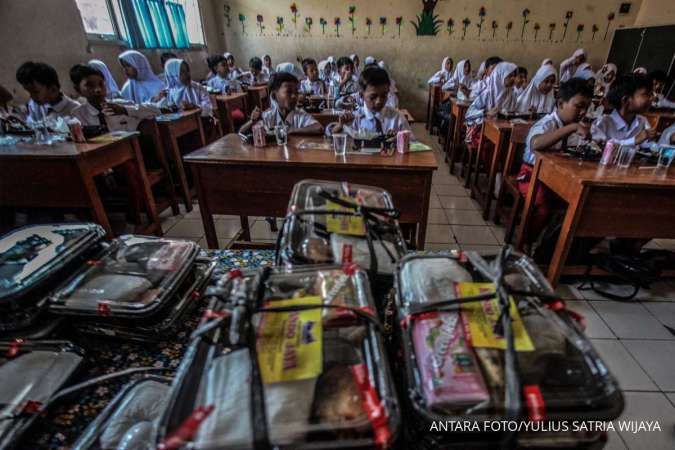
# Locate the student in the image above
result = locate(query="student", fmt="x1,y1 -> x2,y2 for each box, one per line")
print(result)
573,62 -> 593,79
516,64 -> 557,114
519,78 -> 594,237
299,58 -> 326,96
240,57 -> 269,85
118,50 -> 165,103
594,63 -> 617,98
541,58 -> 554,67
329,66 -> 412,138
262,54 -> 275,76
16,61 -> 80,122
513,66 -> 528,97
161,58 -> 212,117
559,48 -> 586,82
158,52 -> 178,85
223,53 -> 242,80
350,54 -> 361,77
591,74 -> 656,147
207,55 -> 242,93
428,57 -> 454,85
650,70 -> 675,109
88,59 -> 120,100
69,64 -> 159,135
442,59 -> 473,100
205,54 -> 222,81
469,56 -> 503,99
326,56 -> 337,80
336,57 -> 358,97
318,59 -> 333,82
276,62 -> 300,77
240,72 -> 322,135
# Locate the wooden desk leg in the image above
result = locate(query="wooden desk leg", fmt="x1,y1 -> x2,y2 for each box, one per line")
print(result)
240,216 -> 251,241
515,158 -> 542,251
482,130 -> 505,220
191,165 -> 218,249
444,113 -> 454,164
450,114 -> 463,175
167,129 -> 193,212
196,115 -> 206,147
79,170 -> 113,238
417,173 -> 433,250
130,137 -> 161,236
547,188 -> 588,286
467,125 -> 486,190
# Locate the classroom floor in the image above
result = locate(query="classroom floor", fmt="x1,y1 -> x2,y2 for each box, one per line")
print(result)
161,123 -> 675,449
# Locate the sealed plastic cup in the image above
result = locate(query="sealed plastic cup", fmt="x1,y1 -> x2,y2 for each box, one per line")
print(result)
657,145 -> 675,170
332,133 -> 347,156
615,145 -> 637,169
274,125 -> 288,146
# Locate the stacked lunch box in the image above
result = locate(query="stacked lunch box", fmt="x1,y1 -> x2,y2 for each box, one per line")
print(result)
156,264 -> 401,449
276,179 -> 407,302
393,248 -> 624,448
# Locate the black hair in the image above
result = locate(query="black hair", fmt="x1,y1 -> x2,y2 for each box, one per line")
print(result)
69,64 -> 104,87
161,52 -> 178,66
485,56 -> 503,69
358,66 -> 390,91
649,70 -> 668,83
268,71 -> 299,92
207,54 -> 225,74
606,74 -> 653,109
516,66 -> 528,76
558,77 -> 594,101
337,56 -> 354,70
16,61 -> 60,89
249,57 -> 263,71
302,58 -> 318,74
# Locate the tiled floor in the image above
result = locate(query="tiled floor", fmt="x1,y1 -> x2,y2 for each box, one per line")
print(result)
162,123 -> 675,449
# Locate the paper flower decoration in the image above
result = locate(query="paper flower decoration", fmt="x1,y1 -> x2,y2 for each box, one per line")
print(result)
461,17 -> 471,39
604,12 -> 615,40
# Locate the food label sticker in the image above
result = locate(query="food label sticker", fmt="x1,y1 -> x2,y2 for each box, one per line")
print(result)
456,282 -> 534,352
325,197 -> 366,236
257,296 -> 323,383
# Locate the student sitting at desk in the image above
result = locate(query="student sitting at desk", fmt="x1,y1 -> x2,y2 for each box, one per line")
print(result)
223,52 -> 242,80
469,56 -> 502,99
518,78 -> 593,241
559,48 -> 586,83
240,72 -> 323,135
299,58 -> 326,96
238,57 -> 269,86
329,66 -> 413,138
650,70 -> 675,109
158,52 -> 178,86
88,60 -> 121,100
69,64 -> 159,135
442,59 -> 473,100
513,66 -> 528,97
336,56 -> 359,97
262,54 -> 275,76
428,57 -> 454,85
515,64 -> 557,114
159,59 -> 212,117
16,61 -> 80,122
206,55 -> 243,94
118,50 -> 165,104
591,74 -> 656,148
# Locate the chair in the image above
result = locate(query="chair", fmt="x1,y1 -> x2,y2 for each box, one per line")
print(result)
426,84 -> 442,134
493,123 -> 530,243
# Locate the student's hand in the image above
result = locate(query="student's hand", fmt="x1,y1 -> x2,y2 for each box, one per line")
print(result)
152,90 -> 168,102
459,85 -> 471,98
487,106 -> 500,117
338,111 -> 354,125
102,102 -> 127,116
635,128 -> 657,144
575,121 -> 591,139
181,101 -> 199,111
250,107 -> 262,122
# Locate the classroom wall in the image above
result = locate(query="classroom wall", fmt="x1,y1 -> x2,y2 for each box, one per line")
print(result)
634,0 -> 675,26
0,0 -> 220,104
213,0 -> 648,116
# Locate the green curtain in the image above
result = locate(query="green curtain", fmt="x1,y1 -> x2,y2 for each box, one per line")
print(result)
146,0 -> 176,48
119,0 -> 191,49
166,2 -> 189,48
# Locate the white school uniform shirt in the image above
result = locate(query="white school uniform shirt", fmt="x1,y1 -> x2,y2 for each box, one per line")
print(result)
27,96 -> 80,122
522,110 -> 570,165
428,57 -> 453,85
559,48 -> 586,83
300,78 -> 326,96
465,62 -> 518,126
654,93 -> 675,109
516,65 -> 557,114
343,105 -> 413,138
659,124 -> 675,145
335,92 -> 398,110
591,109 -> 650,148
207,75 -> 242,93
162,59 -> 213,117
239,71 -> 269,86
71,99 -> 159,132
261,106 -> 319,130
88,59 -> 121,100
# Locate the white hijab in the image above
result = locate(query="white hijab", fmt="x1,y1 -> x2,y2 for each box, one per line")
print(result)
633,67 -> 647,75
118,50 -> 164,103
541,58 -> 554,67
88,59 -> 120,100
364,56 -> 376,66
276,62 -> 300,79
476,61 -> 487,79
573,62 -> 593,78
482,61 -> 518,111
164,58 -> 200,106
560,48 -> 586,82
516,64 -> 557,113
450,59 -> 474,88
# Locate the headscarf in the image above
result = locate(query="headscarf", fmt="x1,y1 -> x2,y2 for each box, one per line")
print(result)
482,61 -> 518,111
541,58 -> 554,67
516,64 -> 557,113
223,52 -> 233,60
573,62 -> 593,78
575,68 -> 596,81
450,59 -> 474,88
598,63 -> 617,80
634,67 -> 648,76
275,62 -> 301,79
350,54 -> 359,64
560,48 -> 586,82
88,59 -> 120,99
261,54 -> 274,74
476,61 -> 487,79
440,57 -> 453,73
364,56 -> 376,66
164,58 -> 200,106
118,50 -> 164,103
377,60 -> 387,70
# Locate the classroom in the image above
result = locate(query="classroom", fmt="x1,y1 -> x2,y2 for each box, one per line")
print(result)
0,0 -> 674,448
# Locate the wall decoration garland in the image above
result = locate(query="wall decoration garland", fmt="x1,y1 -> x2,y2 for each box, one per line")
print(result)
223,4 -> 231,27
256,14 -> 264,33
562,11 -> 573,41
505,21 -> 513,39
238,13 -> 246,33
591,24 -> 599,40
604,13 -> 615,40
548,22 -> 556,41
533,22 -> 540,40
276,16 -> 284,35
477,7 -> 486,37
348,6 -> 356,35
413,0 -> 442,36
576,24 -> 584,41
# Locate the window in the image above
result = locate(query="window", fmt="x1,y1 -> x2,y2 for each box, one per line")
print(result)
74,0 -> 205,48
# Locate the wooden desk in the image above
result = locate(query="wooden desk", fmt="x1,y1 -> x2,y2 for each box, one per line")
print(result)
644,109 -> 675,133
245,85 -> 269,113
156,110 -> 206,212
310,109 -> 341,127
472,118 -> 534,219
0,133 -> 160,238
446,99 -> 470,173
185,134 -> 438,250
215,92 -> 248,134
515,152 -> 675,286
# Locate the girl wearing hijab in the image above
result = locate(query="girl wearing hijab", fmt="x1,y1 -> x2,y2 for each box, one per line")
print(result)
88,59 -> 120,100
262,54 -> 275,76
442,59 -> 474,100
428,57 -> 454,85
276,62 -> 300,78
350,54 -> 361,77
160,58 -> 212,117
223,52 -> 242,80
118,50 -> 165,103
559,48 -> 586,82
516,64 -> 557,114
542,58 -> 554,67
318,59 -> 333,82
364,56 -> 376,66
595,63 -> 617,97
470,57 -> 503,99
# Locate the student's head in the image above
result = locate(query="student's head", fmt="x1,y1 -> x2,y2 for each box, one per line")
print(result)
16,61 -> 61,105
358,67 -> 390,112
649,70 -> 668,94
463,60 -> 472,76
484,56 -> 503,77
214,57 -> 229,77
606,74 -> 653,114
573,49 -> 586,66
537,73 -> 556,95
268,72 -> 299,109
224,53 -> 235,68
70,64 -> 106,105
207,54 -> 223,75
351,54 -> 360,68
337,57 -> 354,79
160,52 -> 178,68
515,67 -> 528,88
249,57 -> 263,75
442,57 -> 454,72
557,78 -> 593,124
179,61 -> 191,85
302,58 -> 319,81
263,54 -> 272,67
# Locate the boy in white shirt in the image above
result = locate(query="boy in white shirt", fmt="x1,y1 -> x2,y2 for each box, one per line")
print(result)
69,64 -> 159,136
16,61 -> 80,123
591,74 -> 656,147
207,56 -> 242,94
239,57 -> 269,86
650,70 -> 675,109
329,66 -> 412,138
240,72 -> 323,135
299,58 -> 326,96
335,56 -> 359,98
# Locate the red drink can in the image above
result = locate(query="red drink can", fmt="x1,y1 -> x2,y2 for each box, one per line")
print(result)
600,140 -> 617,165
68,119 -> 86,143
396,130 -> 411,154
